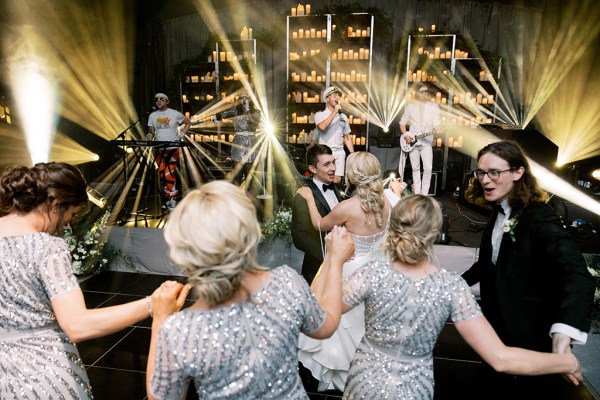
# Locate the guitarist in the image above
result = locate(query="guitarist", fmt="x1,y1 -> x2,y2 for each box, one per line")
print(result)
399,85 -> 442,195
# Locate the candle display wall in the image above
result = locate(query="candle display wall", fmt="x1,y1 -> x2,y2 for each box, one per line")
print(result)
286,12 -> 374,153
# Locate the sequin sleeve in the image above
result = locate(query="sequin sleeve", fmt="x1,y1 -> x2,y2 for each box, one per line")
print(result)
41,236 -> 80,299
150,315 -> 189,399
343,261 -> 375,309
287,267 -> 326,334
449,272 -> 482,323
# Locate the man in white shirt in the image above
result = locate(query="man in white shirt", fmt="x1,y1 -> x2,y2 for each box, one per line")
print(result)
312,86 -> 354,185
146,92 -> 191,210
399,85 -> 441,195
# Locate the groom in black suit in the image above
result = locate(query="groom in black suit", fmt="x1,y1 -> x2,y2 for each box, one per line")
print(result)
292,144 -> 344,284
461,141 -> 595,399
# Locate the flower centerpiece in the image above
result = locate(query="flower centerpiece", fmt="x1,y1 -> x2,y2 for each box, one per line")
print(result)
260,205 -> 293,250
62,208 -> 133,276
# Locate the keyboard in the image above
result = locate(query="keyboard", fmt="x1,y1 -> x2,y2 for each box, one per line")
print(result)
110,140 -> 188,147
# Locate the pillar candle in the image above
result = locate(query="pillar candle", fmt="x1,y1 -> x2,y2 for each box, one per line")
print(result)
479,71 -> 485,81
291,7 -> 296,16
434,47 -> 441,58
310,28 -> 316,38
306,4 -> 311,14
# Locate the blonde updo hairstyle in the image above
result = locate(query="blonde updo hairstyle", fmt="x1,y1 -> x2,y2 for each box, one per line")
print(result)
345,152 -> 385,227
164,181 -> 267,306
385,195 -> 442,264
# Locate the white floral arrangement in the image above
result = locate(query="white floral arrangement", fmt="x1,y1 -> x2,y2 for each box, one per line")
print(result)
260,205 -> 293,250
62,208 -> 134,276
586,263 -> 600,334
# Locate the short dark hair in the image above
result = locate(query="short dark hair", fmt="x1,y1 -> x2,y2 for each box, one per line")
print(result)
464,140 -> 548,208
306,144 -> 333,167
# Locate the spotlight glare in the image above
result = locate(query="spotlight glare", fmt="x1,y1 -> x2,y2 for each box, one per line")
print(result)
264,121 -> 275,137
92,154 -> 99,161
592,169 -> 600,180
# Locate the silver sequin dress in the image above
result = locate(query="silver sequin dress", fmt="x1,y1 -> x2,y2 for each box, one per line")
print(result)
342,261 -> 482,400
0,233 -> 93,399
150,266 -> 326,399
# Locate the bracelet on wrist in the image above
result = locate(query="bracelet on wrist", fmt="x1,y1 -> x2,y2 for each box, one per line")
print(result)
145,296 -> 153,318
569,354 -> 579,374
308,206 -> 317,213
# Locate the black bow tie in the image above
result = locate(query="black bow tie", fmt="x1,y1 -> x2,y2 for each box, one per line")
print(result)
323,183 -> 336,192
493,203 -> 505,215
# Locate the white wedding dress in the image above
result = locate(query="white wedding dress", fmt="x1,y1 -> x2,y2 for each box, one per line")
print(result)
298,190 -> 398,392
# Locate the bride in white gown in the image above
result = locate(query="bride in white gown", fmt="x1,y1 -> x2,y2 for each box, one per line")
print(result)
296,152 -> 406,391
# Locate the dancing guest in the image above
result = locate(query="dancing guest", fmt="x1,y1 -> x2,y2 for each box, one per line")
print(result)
146,92 -> 191,210
336,195 -> 583,400
0,162 -> 187,399
292,144 -> 343,284
212,94 -> 262,185
146,180 -> 355,399
296,151 -> 406,391
461,140 -> 595,399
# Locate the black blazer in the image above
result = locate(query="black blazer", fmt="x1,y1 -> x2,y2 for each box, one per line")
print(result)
462,202 -> 595,351
291,179 -> 343,284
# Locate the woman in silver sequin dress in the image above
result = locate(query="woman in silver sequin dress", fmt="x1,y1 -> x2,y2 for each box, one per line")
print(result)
0,163 -> 187,399
146,180 -> 355,399
296,152 -> 407,391
334,195 -> 583,399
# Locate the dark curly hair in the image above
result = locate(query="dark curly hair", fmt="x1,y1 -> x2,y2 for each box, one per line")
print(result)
464,141 -> 548,208
0,162 -> 88,217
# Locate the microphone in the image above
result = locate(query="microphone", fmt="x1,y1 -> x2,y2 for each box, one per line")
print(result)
146,106 -> 157,115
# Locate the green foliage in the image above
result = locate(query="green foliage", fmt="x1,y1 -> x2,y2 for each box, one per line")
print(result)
62,208 -> 135,276
259,205 -> 293,250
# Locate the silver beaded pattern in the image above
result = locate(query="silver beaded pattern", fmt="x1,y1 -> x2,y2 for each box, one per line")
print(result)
343,260 -> 481,400
0,233 -> 93,399
150,265 -> 326,399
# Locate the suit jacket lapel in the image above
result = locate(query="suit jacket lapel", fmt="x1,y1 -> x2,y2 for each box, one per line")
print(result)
307,180 -> 331,214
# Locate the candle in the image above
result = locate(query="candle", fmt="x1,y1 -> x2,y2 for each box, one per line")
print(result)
310,28 -> 316,38
431,24 -> 436,32
248,28 -> 252,39
306,4 -> 311,14
479,71 -> 485,81
448,137 -> 454,147
291,7 -> 296,16
476,93 -> 483,104
298,29 -> 304,38
434,47 -> 441,58
297,4 -> 304,16
436,92 -> 442,103
219,52 -> 225,61
418,47 -> 424,55
436,138 -> 442,147
416,70 -> 422,81
322,29 -> 327,37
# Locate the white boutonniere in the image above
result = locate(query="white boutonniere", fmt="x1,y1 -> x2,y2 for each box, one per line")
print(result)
502,217 -> 518,243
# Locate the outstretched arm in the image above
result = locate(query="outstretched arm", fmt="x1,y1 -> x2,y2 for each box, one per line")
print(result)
297,186 -> 348,231
455,315 -> 581,384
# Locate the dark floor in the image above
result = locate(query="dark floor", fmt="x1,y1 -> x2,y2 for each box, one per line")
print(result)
76,192 -> 600,399
78,269 -> 598,400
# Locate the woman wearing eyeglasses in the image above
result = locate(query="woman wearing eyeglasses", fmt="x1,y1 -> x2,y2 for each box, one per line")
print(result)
461,140 -> 595,399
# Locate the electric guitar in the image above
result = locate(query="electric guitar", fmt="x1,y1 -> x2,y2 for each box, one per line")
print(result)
400,130 -> 435,152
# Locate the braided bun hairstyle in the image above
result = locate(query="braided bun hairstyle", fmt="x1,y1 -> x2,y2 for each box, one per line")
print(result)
345,152 -> 385,227
384,195 -> 442,264
0,162 -> 88,217
164,180 -> 268,306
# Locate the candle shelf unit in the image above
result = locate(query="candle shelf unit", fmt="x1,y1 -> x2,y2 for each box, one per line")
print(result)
286,13 -> 374,154
180,39 -> 257,158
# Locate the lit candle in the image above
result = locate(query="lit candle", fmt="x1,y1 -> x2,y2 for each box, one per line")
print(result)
310,28 -> 316,38
436,138 -> 442,147
418,47 -> 424,55
479,71 -> 485,81
248,28 -> 252,39
291,7 -> 296,16
431,24 -> 436,32
448,137 -> 454,147
434,47 -> 441,58
306,4 -> 311,14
